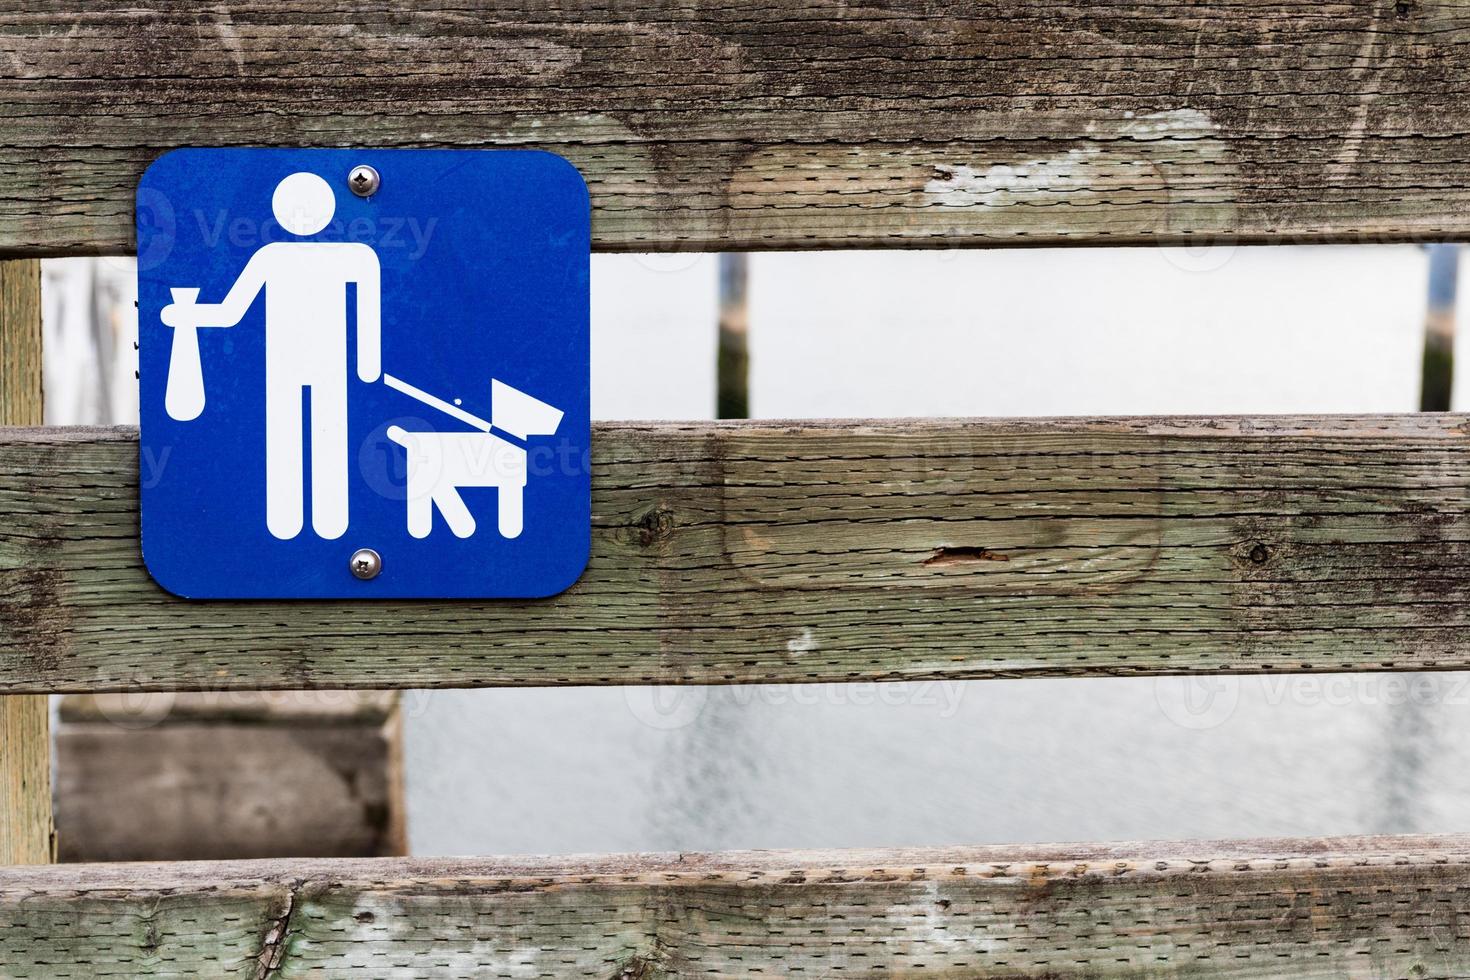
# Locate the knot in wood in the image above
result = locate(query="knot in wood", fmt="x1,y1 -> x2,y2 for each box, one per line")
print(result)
634,505 -> 675,546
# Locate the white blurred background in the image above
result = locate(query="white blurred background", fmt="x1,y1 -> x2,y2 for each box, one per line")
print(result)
45,244 -> 1470,854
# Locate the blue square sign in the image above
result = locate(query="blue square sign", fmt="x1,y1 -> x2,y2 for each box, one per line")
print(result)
137,148 -> 590,598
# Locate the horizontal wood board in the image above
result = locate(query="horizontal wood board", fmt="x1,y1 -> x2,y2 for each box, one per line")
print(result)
1,416 -> 1467,691
4,835 -> 1470,977
6,1 -> 1470,252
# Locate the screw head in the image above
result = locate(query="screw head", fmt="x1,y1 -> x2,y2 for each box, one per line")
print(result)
349,548 -> 382,580
347,165 -> 380,198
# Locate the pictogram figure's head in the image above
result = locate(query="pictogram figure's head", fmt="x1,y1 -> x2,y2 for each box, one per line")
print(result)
272,172 -> 335,236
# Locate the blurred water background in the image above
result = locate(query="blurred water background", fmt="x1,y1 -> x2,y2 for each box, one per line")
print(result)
45,244 -> 1470,855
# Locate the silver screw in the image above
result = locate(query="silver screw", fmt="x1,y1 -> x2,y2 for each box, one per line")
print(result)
347,165 -> 380,198
349,548 -> 381,580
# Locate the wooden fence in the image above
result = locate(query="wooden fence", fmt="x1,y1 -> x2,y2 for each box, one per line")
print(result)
4,1 -> 1470,976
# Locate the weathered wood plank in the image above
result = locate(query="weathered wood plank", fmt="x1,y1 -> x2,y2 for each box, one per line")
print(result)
4,835 -> 1470,977
54,691 -> 406,863
2,416 -> 1469,691
8,1 -> 1470,253
0,259 -> 51,864
58,690 -> 398,726
54,713 -> 405,862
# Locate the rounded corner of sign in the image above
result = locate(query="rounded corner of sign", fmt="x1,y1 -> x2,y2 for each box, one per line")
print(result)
529,548 -> 591,600
139,538 -> 199,600
527,151 -> 591,211
140,558 -> 197,600
137,147 -> 195,191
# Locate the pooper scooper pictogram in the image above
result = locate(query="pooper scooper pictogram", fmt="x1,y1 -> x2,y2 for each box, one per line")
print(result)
138,148 -> 590,599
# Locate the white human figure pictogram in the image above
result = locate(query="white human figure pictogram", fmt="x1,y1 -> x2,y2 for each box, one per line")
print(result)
161,171 -> 381,540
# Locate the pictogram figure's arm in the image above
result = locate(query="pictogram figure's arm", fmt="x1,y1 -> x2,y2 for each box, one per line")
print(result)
161,249 -> 270,328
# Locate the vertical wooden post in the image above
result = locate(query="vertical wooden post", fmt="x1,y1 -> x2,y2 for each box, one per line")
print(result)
0,258 -> 54,864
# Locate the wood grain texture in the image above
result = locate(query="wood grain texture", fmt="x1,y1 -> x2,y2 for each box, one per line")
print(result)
0,697 -> 50,865
58,691 -> 398,726
2,415 -> 1470,692
0,259 -> 50,864
54,721 -> 402,862
0,261 -> 42,424
4,835 -> 1470,977
54,691 -> 404,863
7,1 -> 1470,253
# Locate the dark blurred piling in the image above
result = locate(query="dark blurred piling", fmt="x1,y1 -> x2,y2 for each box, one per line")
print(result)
717,253 -> 749,419
1419,244 -> 1458,411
